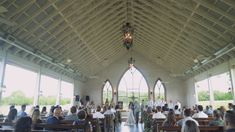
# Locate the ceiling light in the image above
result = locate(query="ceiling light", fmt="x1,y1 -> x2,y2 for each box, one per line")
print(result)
67,59 -> 72,63
123,23 -> 134,50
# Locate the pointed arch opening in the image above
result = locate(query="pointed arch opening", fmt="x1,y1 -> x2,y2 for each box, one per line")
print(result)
102,80 -> 113,105
118,66 -> 149,109
154,79 -> 166,102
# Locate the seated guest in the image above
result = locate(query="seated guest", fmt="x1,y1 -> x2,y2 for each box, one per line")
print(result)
46,107 -> 62,125
65,106 -> 78,121
209,110 -> 224,126
114,105 -> 122,124
28,106 -> 35,117
192,105 -> 208,118
104,106 -> 115,117
93,106 -> 104,119
41,106 -> 47,116
174,105 -> 181,115
31,109 -> 43,130
14,116 -> 32,132
73,110 -> 91,132
47,105 -> 55,117
9,105 -> 15,110
205,105 -> 213,116
111,105 -> 116,113
219,106 -> 226,119
3,108 -> 17,129
163,104 -> 169,115
162,110 -> 176,127
152,106 -> 166,119
224,110 -> 235,132
35,105 -> 40,110
17,104 -> 27,118
228,103 -> 233,111
177,109 -> 198,127
182,120 -> 200,132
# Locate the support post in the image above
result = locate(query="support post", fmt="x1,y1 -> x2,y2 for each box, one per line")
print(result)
56,75 -> 62,105
33,66 -> 41,106
0,50 -> 7,102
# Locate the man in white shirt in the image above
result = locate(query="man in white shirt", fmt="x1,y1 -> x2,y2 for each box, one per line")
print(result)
174,105 -> 181,115
152,106 -> 166,119
192,105 -> 208,118
93,106 -> 104,119
160,98 -> 166,107
175,100 -> 181,110
104,106 -> 115,116
168,100 -> 174,109
177,109 -> 199,131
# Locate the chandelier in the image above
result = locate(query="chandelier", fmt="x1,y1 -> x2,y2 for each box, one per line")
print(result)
123,23 -> 134,50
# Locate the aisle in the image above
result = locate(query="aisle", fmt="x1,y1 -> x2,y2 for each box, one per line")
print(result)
115,122 -> 144,132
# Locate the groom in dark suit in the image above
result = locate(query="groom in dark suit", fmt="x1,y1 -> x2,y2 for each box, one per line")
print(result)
134,101 -> 140,124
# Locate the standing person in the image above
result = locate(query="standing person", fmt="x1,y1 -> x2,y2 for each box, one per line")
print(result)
175,100 -> 181,110
125,102 -> 135,126
168,100 -> 174,110
224,110 -> 235,132
134,101 -> 140,124
140,100 -> 145,123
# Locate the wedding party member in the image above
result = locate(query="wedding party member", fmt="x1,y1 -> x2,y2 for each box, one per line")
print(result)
134,101 -> 140,124
125,102 -> 136,126
140,100 -> 145,123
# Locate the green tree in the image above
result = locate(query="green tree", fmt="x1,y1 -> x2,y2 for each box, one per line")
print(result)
1,90 -> 33,105
214,90 -> 233,100
198,91 -> 210,101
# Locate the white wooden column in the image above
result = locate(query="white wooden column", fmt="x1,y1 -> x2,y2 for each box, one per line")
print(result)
56,75 -> 62,105
33,66 -> 41,106
207,73 -> 214,106
194,78 -> 199,105
0,50 -> 7,102
229,62 -> 235,104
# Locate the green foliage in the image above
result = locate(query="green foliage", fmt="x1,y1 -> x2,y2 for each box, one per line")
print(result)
39,97 -> 56,105
198,91 -> 210,101
214,90 -> 233,100
60,98 -> 71,105
198,90 -> 233,101
1,91 -> 71,106
1,90 -> 33,105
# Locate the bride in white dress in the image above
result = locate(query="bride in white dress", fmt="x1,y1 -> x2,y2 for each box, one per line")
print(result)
125,102 -> 136,125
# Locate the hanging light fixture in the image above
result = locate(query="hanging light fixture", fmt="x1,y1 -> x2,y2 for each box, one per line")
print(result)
123,22 -> 134,50
128,57 -> 135,68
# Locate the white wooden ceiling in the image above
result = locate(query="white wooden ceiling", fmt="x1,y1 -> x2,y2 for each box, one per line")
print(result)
0,0 -> 235,80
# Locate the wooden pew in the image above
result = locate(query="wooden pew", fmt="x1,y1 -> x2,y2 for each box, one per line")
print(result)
0,122 -> 15,126
158,126 -> 223,132
34,123 -> 86,131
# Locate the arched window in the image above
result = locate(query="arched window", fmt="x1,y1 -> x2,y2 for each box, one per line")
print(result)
118,66 -> 148,109
154,79 -> 166,101
102,80 -> 113,105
